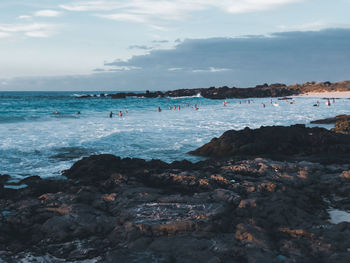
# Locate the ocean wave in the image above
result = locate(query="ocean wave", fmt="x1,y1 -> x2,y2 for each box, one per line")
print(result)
169,93 -> 202,99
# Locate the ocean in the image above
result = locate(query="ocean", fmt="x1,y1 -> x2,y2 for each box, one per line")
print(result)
0,91 -> 348,179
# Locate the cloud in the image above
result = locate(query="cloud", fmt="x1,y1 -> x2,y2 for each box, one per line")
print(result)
4,28 -> 350,91
104,28 -> 350,86
153,40 -> 169,43
93,68 -> 105,72
192,67 -> 231,73
0,32 -> 12,39
18,15 -> 32,20
168,67 -> 183,71
34,10 -> 62,17
107,66 -> 142,71
25,31 -> 52,38
61,0 -> 304,27
278,21 -> 326,32
129,45 -> 153,50
95,13 -> 147,23
0,23 -> 57,38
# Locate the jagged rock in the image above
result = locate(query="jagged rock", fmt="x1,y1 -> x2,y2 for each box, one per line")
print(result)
1,154 -> 349,262
189,124 -> 350,163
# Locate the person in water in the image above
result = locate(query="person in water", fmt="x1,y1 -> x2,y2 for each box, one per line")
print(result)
177,105 -> 180,110
55,110 -> 59,114
77,111 -> 81,115
118,111 -> 123,117
194,104 -> 199,110
158,107 -> 162,112
109,112 -> 113,118
168,106 -> 171,110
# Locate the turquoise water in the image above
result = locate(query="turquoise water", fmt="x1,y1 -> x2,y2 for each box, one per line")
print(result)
0,91 -> 349,179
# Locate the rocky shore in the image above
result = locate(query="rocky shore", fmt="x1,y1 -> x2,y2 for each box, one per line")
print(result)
77,81 -> 350,100
1,125 -> 350,262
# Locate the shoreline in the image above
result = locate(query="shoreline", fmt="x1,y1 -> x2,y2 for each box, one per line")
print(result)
295,91 -> 350,98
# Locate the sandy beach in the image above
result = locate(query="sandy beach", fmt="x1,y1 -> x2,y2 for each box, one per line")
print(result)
296,91 -> 350,98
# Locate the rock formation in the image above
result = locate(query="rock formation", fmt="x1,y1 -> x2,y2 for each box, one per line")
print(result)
0,152 -> 349,262
76,81 -> 350,100
189,124 -> 350,163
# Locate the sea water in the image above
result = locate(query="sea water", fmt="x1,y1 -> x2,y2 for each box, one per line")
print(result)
0,91 -> 349,179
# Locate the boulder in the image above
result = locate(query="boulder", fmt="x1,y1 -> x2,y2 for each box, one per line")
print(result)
189,124 -> 350,162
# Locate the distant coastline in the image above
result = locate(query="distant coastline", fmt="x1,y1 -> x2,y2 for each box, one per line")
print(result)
76,80 -> 350,100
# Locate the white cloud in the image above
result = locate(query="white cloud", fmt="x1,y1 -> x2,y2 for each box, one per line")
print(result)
108,66 -> 142,71
18,15 -> 32,20
25,31 -> 52,38
34,10 -> 62,17
95,13 -> 147,23
61,0 -> 304,25
0,23 -> 57,38
278,21 -> 326,32
168,67 -> 183,71
192,67 -> 231,73
0,32 -> 12,39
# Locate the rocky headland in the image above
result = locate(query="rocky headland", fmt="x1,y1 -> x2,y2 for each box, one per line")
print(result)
1,125 -> 350,262
77,81 -> 350,100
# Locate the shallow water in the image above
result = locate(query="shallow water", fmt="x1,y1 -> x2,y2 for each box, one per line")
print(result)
328,209 -> 350,224
0,92 -> 349,178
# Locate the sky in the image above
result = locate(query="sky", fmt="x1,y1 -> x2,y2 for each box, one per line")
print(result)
0,0 -> 350,91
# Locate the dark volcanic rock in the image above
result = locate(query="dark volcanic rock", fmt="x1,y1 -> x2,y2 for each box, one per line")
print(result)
189,124 -> 350,162
77,81 -> 350,100
1,149 -> 350,262
166,81 -> 350,99
311,114 -> 350,124
332,119 -> 350,134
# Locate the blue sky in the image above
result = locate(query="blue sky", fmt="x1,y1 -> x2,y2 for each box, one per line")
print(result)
1,0 -> 350,90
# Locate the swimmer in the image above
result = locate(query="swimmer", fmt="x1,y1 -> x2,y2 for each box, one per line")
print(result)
177,105 -> 180,110
77,111 -> 81,115
194,104 -> 199,110
109,112 -> 113,118
173,105 -> 176,110
118,111 -> 123,117
55,110 -> 59,114
262,103 -> 265,108
158,107 -> 162,112
169,106 -> 171,110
